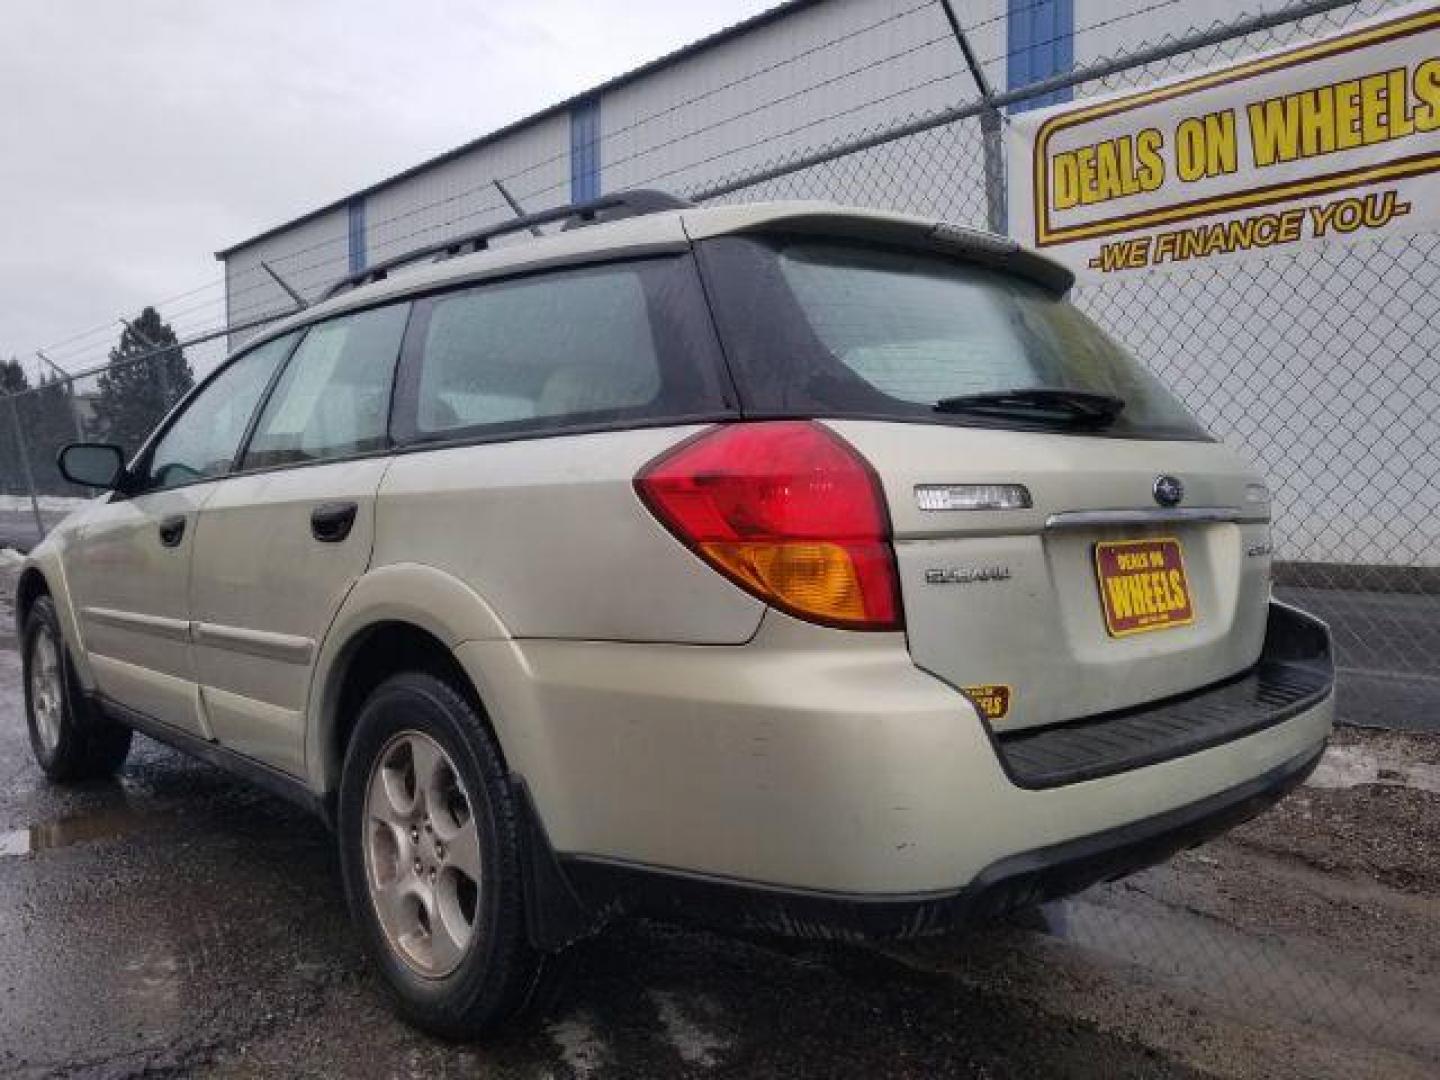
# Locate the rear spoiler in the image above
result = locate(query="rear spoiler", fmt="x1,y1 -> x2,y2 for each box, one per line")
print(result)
682,205 -> 1075,295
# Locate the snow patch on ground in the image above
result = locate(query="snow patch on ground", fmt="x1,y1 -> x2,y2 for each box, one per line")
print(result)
547,1013 -> 609,1078
649,990 -> 729,1068
0,549 -> 24,568
0,495 -> 88,513
1308,742 -> 1440,794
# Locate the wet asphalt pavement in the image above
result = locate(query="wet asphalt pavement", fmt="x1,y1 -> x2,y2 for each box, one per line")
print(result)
1,611 -> 1437,1076
0,640 -> 1201,1080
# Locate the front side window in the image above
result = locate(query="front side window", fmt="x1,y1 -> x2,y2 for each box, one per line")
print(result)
242,303 -> 409,470
143,332 -> 297,491
399,258 -> 730,442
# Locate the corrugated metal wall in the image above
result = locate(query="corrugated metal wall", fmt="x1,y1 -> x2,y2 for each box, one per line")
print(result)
599,0 -> 991,197
220,0 -> 1006,317
364,113 -> 572,264
218,0 -> 1374,310
224,207 -> 349,345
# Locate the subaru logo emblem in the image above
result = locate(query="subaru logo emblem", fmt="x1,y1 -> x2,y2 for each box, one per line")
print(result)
1153,475 -> 1184,507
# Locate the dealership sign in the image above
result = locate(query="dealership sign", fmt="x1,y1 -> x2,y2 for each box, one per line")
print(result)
1007,4 -> 1440,281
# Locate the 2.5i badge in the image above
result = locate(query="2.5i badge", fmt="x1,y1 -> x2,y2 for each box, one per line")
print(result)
1094,537 -> 1194,637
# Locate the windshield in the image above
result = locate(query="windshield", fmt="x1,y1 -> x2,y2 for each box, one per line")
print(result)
698,237 -> 1210,441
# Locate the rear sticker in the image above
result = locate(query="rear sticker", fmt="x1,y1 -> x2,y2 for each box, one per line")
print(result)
963,684 -> 1012,721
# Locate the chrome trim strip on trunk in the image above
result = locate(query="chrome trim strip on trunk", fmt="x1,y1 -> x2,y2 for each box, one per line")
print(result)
1044,507 -> 1268,530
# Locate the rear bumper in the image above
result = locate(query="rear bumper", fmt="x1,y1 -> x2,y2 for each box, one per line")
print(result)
550,742 -> 1323,941
993,601 -> 1333,787
458,600 -> 1334,912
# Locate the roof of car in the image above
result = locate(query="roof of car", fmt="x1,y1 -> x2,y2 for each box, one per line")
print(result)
247,200 -> 1074,348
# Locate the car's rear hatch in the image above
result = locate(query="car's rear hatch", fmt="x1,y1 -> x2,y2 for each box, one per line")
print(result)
830,420 -> 1272,732
693,217 -> 1274,734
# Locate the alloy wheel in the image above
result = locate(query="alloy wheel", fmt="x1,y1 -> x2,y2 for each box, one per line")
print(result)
362,730 -> 483,978
28,631 -> 64,754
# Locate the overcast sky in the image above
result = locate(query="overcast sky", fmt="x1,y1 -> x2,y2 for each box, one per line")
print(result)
0,0 -> 775,375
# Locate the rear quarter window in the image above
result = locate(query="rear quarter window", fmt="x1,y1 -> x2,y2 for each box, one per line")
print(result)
393,257 -> 732,444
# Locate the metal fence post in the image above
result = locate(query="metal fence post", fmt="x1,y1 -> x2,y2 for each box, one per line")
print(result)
36,350 -> 86,444
4,392 -> 46,543
938,0 -> 1006,234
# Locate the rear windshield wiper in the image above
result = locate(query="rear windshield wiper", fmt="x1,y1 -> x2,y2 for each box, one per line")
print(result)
933,388 -> 1126,430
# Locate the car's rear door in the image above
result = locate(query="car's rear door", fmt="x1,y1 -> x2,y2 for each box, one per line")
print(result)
64,334 -> 297,735
187,303 -> 409,775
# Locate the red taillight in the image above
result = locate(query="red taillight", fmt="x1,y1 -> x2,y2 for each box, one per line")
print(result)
635,421 -> 903,631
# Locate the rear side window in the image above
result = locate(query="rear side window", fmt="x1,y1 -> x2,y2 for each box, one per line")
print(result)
394,257 -> 731,443
699,237 -> 1209,441
242,303 -> 409,470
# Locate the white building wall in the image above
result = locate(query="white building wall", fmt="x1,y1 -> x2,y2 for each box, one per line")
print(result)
220,0 -> 1009,341
364,113 -> 571,265
224,206 -> 349,347
599,0 -> 1000,200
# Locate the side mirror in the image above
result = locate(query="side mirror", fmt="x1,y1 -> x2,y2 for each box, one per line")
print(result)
57,443 -> 126,490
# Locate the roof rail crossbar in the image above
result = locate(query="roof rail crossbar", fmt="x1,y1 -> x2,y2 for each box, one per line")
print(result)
320,189 -> 692,300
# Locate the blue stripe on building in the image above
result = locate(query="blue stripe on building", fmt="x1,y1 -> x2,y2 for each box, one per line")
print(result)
1007,0 -> 1074,111
570,97 -> 601,202
347,197 -> 367,274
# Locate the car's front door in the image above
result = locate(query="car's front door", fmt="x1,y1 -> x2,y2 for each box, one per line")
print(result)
65,333 -> 298,734
188,303 -> 409,775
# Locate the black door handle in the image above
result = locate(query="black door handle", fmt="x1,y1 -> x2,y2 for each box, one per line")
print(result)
158,515 -> 186,548
311,501 -> 358,543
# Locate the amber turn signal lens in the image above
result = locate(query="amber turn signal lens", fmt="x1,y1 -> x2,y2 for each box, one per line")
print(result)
699,541 -> 868,622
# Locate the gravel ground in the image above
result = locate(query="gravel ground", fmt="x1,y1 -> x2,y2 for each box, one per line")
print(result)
1,562 -> 1437,1077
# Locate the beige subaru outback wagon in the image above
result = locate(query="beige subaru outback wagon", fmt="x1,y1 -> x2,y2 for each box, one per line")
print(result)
15,192 -> 1334,1037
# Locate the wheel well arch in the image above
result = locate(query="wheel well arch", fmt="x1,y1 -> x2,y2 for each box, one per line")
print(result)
14,568 -> 50,631
319,620 -> 493,798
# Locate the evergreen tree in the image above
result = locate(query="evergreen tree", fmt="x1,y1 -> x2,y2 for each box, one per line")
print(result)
23,375 -> 88,494
0,357 -> 26,395
0,358 -> 32,495
92,307 -> 193,453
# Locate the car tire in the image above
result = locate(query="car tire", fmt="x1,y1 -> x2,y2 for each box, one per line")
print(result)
337,670 -> 557,1039
22,595 -> 132,782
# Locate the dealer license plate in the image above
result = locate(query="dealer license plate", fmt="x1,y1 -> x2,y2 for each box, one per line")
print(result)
1094,538 -> 1194,637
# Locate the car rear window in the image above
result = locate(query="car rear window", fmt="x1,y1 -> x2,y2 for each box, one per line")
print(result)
698,236 -> 1210,441
394,256 -> 732,444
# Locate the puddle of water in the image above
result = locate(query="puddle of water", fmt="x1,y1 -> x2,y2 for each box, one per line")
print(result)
0,804 -> 154,857
1307,744 -> 1440,794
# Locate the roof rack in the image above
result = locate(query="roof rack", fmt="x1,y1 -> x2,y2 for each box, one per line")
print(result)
320,189 -> 693,301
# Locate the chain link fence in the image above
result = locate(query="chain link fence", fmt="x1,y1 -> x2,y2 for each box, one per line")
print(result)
685,0 -> 1437,728
1,0 -> 1436,1066
0,0 -> 1431,728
